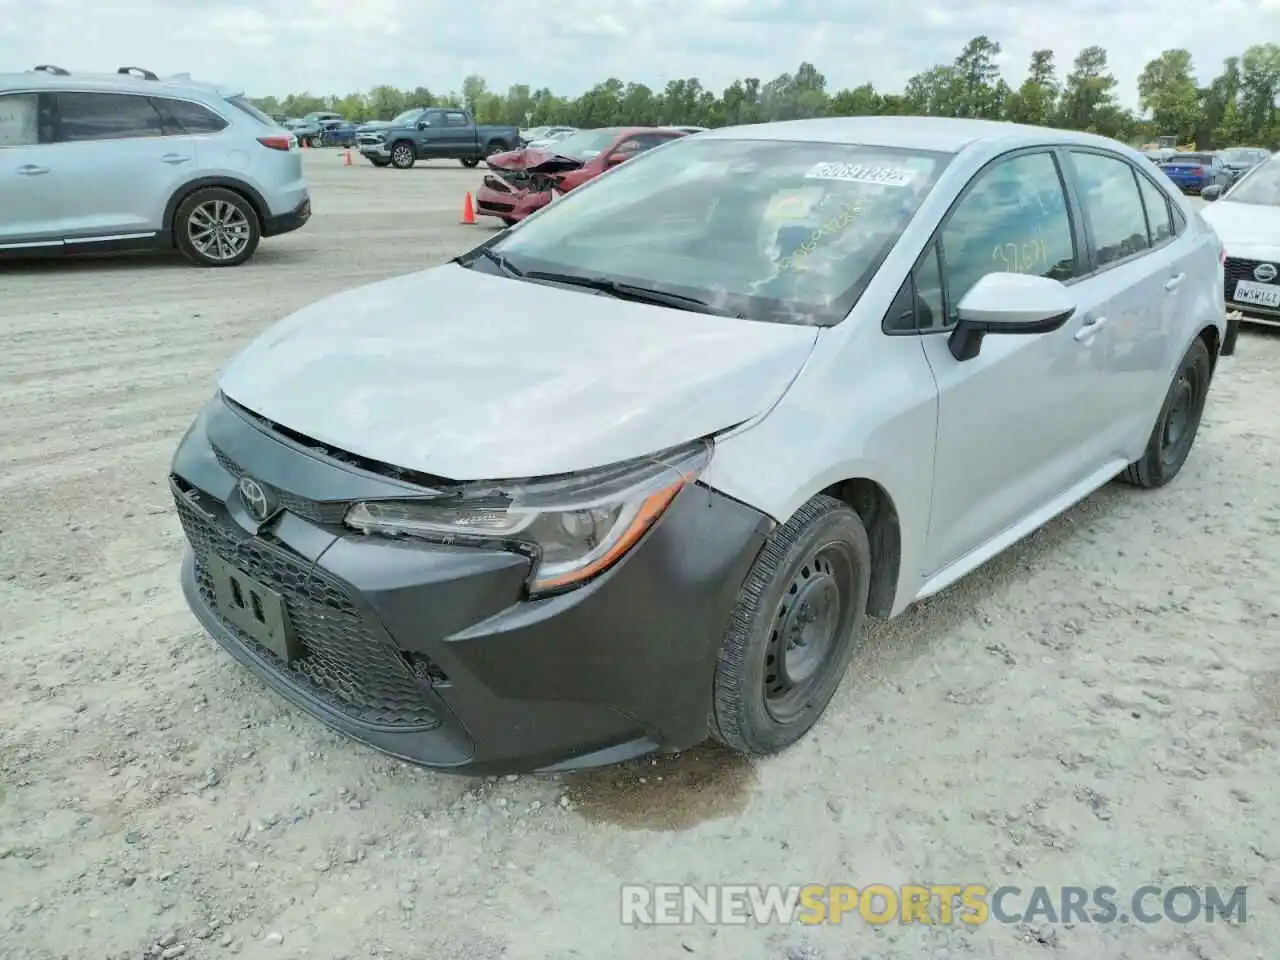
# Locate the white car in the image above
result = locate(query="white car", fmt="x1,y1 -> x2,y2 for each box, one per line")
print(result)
1199,154 -> 1280,327
171,117 -> 1229,774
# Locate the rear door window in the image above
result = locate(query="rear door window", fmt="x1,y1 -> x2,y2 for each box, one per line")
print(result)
56,92 -> 165,142
1069,151 -> 1153,268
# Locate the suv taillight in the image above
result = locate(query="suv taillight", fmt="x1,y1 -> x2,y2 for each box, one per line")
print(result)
257,134 -> 295,151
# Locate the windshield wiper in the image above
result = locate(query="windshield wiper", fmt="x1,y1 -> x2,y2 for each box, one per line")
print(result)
522,270 -> 741,317
458,248 -> 525,277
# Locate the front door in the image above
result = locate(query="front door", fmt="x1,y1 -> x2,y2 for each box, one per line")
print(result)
917,149 -> 1103,575
0,91 -> 63,246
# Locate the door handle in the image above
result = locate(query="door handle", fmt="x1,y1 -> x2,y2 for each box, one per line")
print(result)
17,164 -> 49,176
1074,316 -> 1108,342
1164,273 -> 1185,291
160,154 -> 191,165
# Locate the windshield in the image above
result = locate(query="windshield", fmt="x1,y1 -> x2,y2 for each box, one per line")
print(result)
390,109 -> 423,125
478,136 -> 949,325
1226,157 -> 1280,205
542,127 -> 625,161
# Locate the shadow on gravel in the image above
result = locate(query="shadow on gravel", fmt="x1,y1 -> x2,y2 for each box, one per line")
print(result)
0,245 -> 308,274
564,743 -> 756,831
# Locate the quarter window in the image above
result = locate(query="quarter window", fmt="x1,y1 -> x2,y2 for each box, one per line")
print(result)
1069,151 -> 1152,268
57,92 -> 165,142
444,111 -> 469,126
0,93 -> 40,147
152,97 -> 228,135
1135,173 -> 1174,245
938,151 -> 1077,325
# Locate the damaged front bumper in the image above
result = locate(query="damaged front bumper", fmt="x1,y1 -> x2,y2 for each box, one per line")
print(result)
475,170 -> 557,223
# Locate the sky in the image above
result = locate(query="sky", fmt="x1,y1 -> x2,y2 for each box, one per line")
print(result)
2,0 -> 1279,109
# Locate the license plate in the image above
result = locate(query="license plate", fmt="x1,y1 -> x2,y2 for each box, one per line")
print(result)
1232,280 -> 1280,309
207,553 -> 300,662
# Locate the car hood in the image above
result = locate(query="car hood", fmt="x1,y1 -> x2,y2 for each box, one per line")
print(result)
486,147 -> 585,173
356,121 -> 391,132
216,264 -> 819,481
1200,200 -> 1280,260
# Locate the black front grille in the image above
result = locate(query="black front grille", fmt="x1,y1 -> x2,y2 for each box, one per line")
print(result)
173,479 -> 440,729
478,199 -> 515,213
213,446 -> 348,525
1225,257 -> 1279,300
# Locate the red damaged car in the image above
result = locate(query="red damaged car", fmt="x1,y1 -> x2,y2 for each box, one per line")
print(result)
476,127 -> 688,225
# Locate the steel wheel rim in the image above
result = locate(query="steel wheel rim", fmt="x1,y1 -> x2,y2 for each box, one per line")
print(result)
188,200 -> 250,262
763,540 -> 858,724
1160,363 -> 1203,467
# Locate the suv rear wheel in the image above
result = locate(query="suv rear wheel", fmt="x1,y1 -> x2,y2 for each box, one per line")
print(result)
174,187 -> 260,268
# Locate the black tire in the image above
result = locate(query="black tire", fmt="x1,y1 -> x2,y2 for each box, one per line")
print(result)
1118,336 -> 1212,489
460,158 -> 481,169
390,141 -> 416,169
173,186 -> 260,268
710,494 -> 871,756
369,157 -> 390,168
501,217 -> 517,227
481,141 -> 505,167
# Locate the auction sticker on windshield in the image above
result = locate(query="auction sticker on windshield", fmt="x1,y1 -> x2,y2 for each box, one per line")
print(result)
805,162 -> 916,187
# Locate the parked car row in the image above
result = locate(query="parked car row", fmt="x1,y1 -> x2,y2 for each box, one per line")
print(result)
1151,146 -> 1273,195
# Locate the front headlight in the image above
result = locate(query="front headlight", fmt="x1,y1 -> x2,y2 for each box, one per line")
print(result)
343,440 -> 712,597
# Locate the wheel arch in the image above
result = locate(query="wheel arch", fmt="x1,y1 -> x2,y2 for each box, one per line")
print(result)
815,476 -> 902,619
165,178 -> 269,243
1197,322 -> 1221,375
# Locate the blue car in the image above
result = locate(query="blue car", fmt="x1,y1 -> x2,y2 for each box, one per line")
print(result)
1158,152 -> 1232,195
319,119 -> 359,147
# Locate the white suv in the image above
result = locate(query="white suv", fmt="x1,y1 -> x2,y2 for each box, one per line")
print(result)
0,64 -> 311,267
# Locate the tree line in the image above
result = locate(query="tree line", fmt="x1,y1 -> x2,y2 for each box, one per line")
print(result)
252,39 -> 1280,150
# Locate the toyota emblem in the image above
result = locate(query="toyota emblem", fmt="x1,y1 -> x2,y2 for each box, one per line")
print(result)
238,476 -> 275,522
1254,262 -> 1278,283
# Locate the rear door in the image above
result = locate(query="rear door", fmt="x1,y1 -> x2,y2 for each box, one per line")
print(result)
53,91 -> 197,238
0,91 -> 63,246
441,109 -> 476,157
1062,148 -> 1180,456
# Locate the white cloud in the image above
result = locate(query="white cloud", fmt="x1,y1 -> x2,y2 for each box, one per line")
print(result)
1,0 -> 1276,109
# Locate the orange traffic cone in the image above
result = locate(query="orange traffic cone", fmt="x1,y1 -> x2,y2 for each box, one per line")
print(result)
460,192 -> 476,225
343,149 -> 353,166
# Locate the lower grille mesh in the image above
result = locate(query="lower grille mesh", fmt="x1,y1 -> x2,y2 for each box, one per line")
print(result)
174,480 -> 440,729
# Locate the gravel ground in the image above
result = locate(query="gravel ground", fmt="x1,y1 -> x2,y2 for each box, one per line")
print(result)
1,154 -> 1277,960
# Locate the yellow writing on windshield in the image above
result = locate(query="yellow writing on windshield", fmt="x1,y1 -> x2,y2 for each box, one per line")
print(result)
779,202 -> 864,272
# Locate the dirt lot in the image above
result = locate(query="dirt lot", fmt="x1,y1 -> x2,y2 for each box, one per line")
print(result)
1,152 -> 1278,960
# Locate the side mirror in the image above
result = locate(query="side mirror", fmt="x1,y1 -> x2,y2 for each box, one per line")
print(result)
1201,184 -> 1223,201
948,272 -> 1076,361
417,119 -> 431,130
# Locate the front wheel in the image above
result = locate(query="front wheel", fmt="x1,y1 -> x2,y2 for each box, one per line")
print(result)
174,187 -> 260,268
390,141 -> 416,169
1118,337 -> 1212,488
460,158 -> 480,169
710,495 -> 870,756
369,157 -> 390,168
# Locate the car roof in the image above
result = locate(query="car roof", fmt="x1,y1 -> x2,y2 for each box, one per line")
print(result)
0,68 -> 241,100
697,116 -> 1135,155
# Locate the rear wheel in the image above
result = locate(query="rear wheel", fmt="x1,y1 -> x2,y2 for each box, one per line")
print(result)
390,141 -> 416,169
460,158 -> 480,169
174,187 -> 260,268
710,495 -> 870,756
1118,337 -> 1212,488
